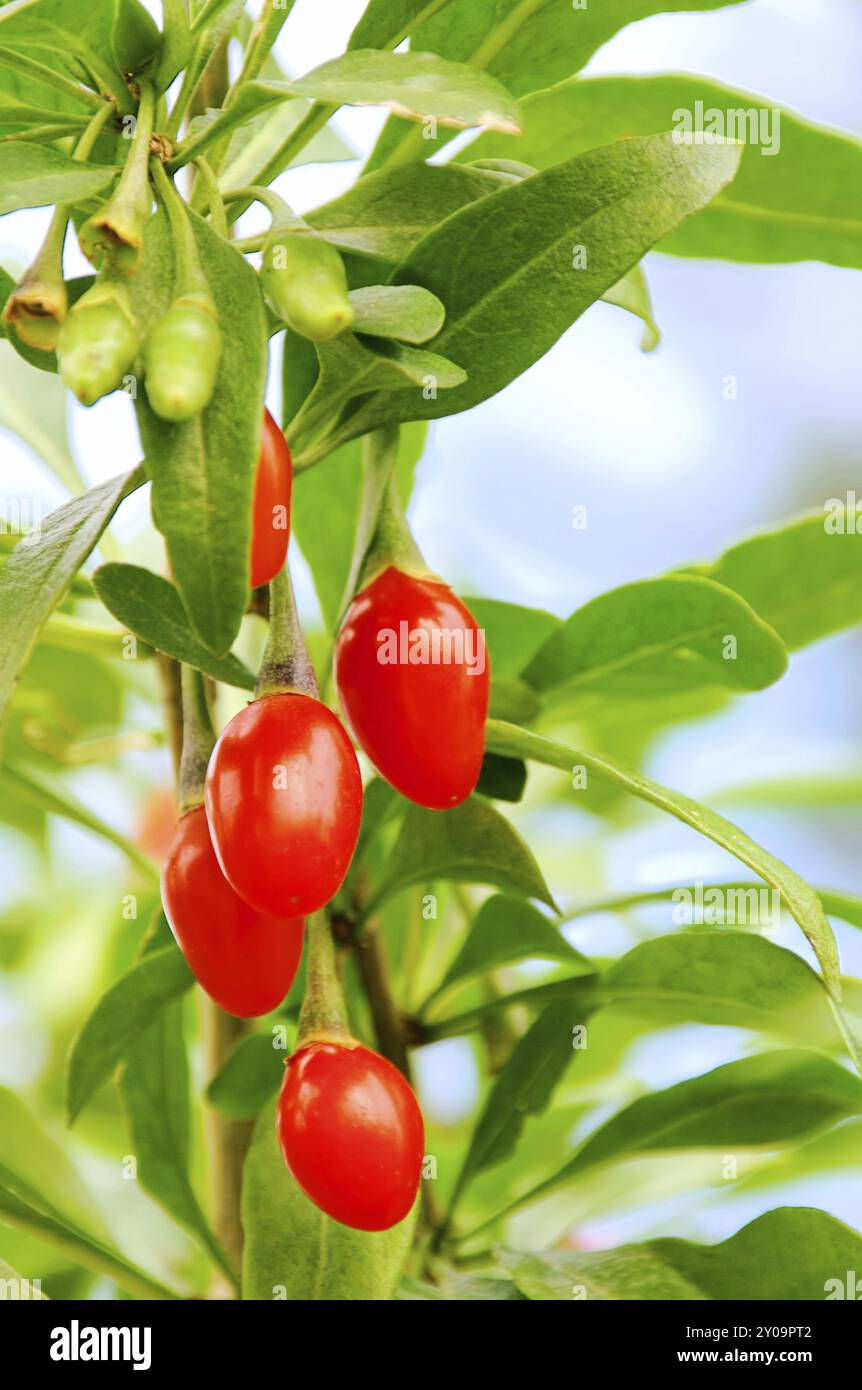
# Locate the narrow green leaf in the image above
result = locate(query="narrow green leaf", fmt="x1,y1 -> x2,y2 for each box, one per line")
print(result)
307,162 -> 507,263
281,49 -> 520,136
206,1032 -> 285,1120
0,763 -> 157,882
428,894 -> 591,1008
337,134 -> 742,438
242,1101 -> 416,1300
451,1000 -> 581,1208
523,575 -> 788,697
702,511 -> 862,649
485,720 -> 844,1001
470,75 -> 862,269
370,798 -> 557,915
66,946 -> 194,1124
0,144 -> 115,214
348,285 -> 445,343
135,208 -> 267,655
0,466 -> 143,724
93,563 -> 255,689
499,1207 -> 862,1300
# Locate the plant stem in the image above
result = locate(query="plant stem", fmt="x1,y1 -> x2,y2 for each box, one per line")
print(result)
75,100 -> 119,160
255,561 -> 318,699
193,155 -> 228,236
201,1001 -> 253,1287
151,156 -> 211,297
354,922 -> 412,1077
296,910 -> 353,1046
231,0 -> 297,88
226,102 -> 333,224
156,652 -> 184,778
178,664 -> 215,812
0,46 -> 108,110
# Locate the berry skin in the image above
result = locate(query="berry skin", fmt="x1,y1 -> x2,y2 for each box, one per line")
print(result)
277,1041 -> 424,1231
334,565 -> 490,809
204,692 -> 362,917
250,409 -> 293,589
161,806 -> 304,1018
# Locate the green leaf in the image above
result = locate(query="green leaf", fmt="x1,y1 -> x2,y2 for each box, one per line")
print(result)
0,144 -> 115,214
470,75 -> 862,269
337,134 -> 741,437
603,262 -> 660,351
369,798 -> 557,915
0,466 -> 144,725
475,752 -> 527,803
465,597 -> 561,679
523,575 -> 788,698
219,95 -> 352,193
701,511 -> 862,649
555,1049 -> 862,1184
485,720 -> 844,1002
118,914 -> 235,1288
206,1032 -> 285,1120
0,763 -> 158,880
135,207 -> 267,655
66,945 -> 194,1124
92,563 -> 255,690
155,0 -> 194,91
348,0 -> 439,50
0,1258 -> 48,1297
0,1086 -> 177,1299
176,80 -> 299,165
112,0 -> 162,76
499,1207 -> 862,1300
365,0 -> 748,168
281,49 -> 520,136
290,330 -> 465,458
0,0 -> 128,111
307,162 -> 508,263
0,338 -> 85,486
348,285 -> 445,343
428,894 -> 591,1007
292,422 -> 426,630
241,1101 -> 416,1300
451,1000 -> 582,1208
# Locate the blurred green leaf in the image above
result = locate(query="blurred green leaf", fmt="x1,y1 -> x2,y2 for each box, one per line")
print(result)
524,575 -> 788,697
0,1087 -> 177,1299
474,752 -> 527,803
499,1207 -> 862,1300
369,798 -> 557,915
427,894 -> 591,1009
119,914 -> 235,1287
465,598 -> 560,679
0,338 -> 86,487
0,467 -> 143,725
450,1000 -> 580,1210
485,720 -> 844,1003
206,1032 -> 285,1120
67,945 -> 194,1124
536,1050 -> 862,1202
241,1101 -> 416,1300
701,511 -> 862,649
93,563 -> 255,689
603,263 -> 661,351
470,75 -> 862,268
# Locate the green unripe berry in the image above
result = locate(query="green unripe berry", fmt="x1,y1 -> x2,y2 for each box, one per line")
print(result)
57,283 -> 140,406
260,230 -> 354,343
143,296 -> 223,421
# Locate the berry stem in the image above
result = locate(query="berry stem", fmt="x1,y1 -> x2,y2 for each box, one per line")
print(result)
296,911 -> 353,1048
178,665 -> 215,814
356,467 -> 428,593
255,561 -> 318,700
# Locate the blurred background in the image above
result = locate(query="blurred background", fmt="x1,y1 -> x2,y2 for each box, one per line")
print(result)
1,0 -> 861,1290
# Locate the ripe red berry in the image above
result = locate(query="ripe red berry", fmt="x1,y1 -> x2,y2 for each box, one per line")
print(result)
162,806 -> 304,1018
334,565 -> 490,809
250,408 -> 292,589
277,1041 -> 424,1231
205,692 -> 362,917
